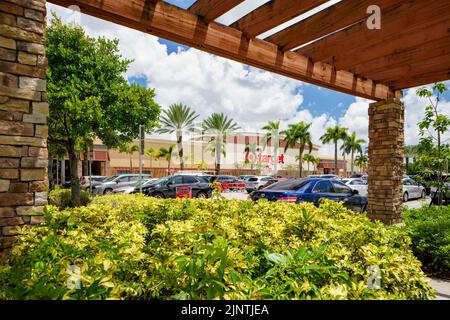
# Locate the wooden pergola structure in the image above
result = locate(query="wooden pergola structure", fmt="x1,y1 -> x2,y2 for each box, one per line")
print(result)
0,0 -> 450,252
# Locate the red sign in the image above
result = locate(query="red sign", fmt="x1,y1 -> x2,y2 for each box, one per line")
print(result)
246,153 -> 285,164
176,186 -> 192,199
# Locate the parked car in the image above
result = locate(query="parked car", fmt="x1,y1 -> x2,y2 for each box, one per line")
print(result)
261,177 -> 286,189
114,178 -> 158,194
250,178 -> 368,213
245,176 -> 275,193
215,175 -> 246,192
341,178 -> 368,196
238,175 -> 256,181
349,173 -> 368,181
94,174 -> 151,195
402,177 -> 426,202
307,174 -> 321,178
144,175 -> 212,199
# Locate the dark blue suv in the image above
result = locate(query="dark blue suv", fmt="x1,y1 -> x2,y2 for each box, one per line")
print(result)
250,178 -> 368,213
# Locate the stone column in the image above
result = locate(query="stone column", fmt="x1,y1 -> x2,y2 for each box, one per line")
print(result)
367,98 -> 404,225
0,0 -> 48,258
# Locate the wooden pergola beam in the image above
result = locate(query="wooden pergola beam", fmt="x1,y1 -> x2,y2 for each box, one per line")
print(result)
296,0 -> 450,72
230,0 -> 328,38
48,0 -> 395,100
188,0 -> 245,23
265,0 -> 403,52
348,36 -> 450,79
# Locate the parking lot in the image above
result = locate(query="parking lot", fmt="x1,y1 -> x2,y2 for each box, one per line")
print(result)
222,190 -> 431,209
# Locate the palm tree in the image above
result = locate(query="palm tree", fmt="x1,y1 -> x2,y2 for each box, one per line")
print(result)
262,120 -> 281,175
156,103 -> 199,171
201,113 -> 240,175
302,153 -> 317,176
314,156 -> 321,174
281,121 -> 313,178
145,147 -> 157,168
342,132 -> 366,176
157,145 -> 175,175
320,125 -> 348,176
118,143 -> 139,173
355,153 -> 368,173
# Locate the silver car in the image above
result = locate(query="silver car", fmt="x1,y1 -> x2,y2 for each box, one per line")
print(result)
341,178 -> 368,196
94,174 -> 151,195
113,178 -> 158,194
402,177 -> 426,202
245,176 -> 273,193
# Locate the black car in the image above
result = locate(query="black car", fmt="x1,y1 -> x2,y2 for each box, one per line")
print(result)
250,178 -> 368,213
143,175 -> 212,199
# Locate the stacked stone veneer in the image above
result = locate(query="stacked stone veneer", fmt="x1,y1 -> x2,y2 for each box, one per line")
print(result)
367,99 -> 404,225
0,0 -> 48,258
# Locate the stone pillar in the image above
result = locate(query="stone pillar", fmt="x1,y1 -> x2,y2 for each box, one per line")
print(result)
0,0 -> 48,258
367,98 -> 404,225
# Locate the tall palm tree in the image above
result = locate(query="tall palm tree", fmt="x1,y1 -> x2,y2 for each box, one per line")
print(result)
314,156 -> 321,174
262,120 -> 281,176
281,121 -> 313,178
355,153 -> 368,173
118,143 -> 139,173
157,145 -> 175,175
302,153 -> 317,176
202,113 -> 240,175
145,147 -> 157,168
156,103 -> 199,171
342,132 -> 366,176
320,125 -> 348,176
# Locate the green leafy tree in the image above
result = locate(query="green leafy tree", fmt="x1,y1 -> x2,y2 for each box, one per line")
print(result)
46,16 -> 160,205
118,144 -> 139,173
341,132 -> 366,176
281,122 -> 313,178
262,120 -> 281,175
320,125 -> 348,176
201,113 -> 240,175
157,145 -> 176,175
417,82 -> 450,205
156,103 -> 199,170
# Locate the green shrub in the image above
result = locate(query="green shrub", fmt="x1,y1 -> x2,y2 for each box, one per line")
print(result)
404,206 -> 450,277
0,195 -> 434,300
48,187 -> 90,209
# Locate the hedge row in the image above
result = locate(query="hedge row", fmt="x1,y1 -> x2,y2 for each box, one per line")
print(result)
0,195 -> 434,299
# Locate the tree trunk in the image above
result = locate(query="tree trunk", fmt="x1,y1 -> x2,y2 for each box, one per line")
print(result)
167,157 -> 171,175
68,147 -> 81,207
343,153 -> 347,178
177,132 -> 184,170
334,142 -> 338,176
307,162 -> 310,176
298,150 -> 303,178
350,149 -> 354,176
273,136 -> 279,176
82,150 -> 89,176
215,134 -> 222,175
48,154 -> 54,189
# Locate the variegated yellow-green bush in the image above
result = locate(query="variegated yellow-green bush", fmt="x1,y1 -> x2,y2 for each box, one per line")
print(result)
0,195 -> 434,300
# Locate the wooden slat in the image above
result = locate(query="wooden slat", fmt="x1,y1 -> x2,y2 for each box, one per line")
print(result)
370,53 -> 450,84
391,70 -> 450,90
230,0 -> 328,37
349,36 -> 450,78
48,0 -> 394,100
265,0 -> 402,52
297,0 -> 450,70
188,0 -> 244,23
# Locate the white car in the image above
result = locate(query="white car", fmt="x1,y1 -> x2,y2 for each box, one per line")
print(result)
402,178 -> 426,202
245,176 -> 273,193
113,178 -> 158,194
341,178 -> 368,196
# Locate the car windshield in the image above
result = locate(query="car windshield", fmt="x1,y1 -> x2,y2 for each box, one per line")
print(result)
265,179 -> 310,192
102,176 -> 118,182
341,179 -> 349,183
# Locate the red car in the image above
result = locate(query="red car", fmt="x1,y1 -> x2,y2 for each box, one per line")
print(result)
215,176 -> 246,192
